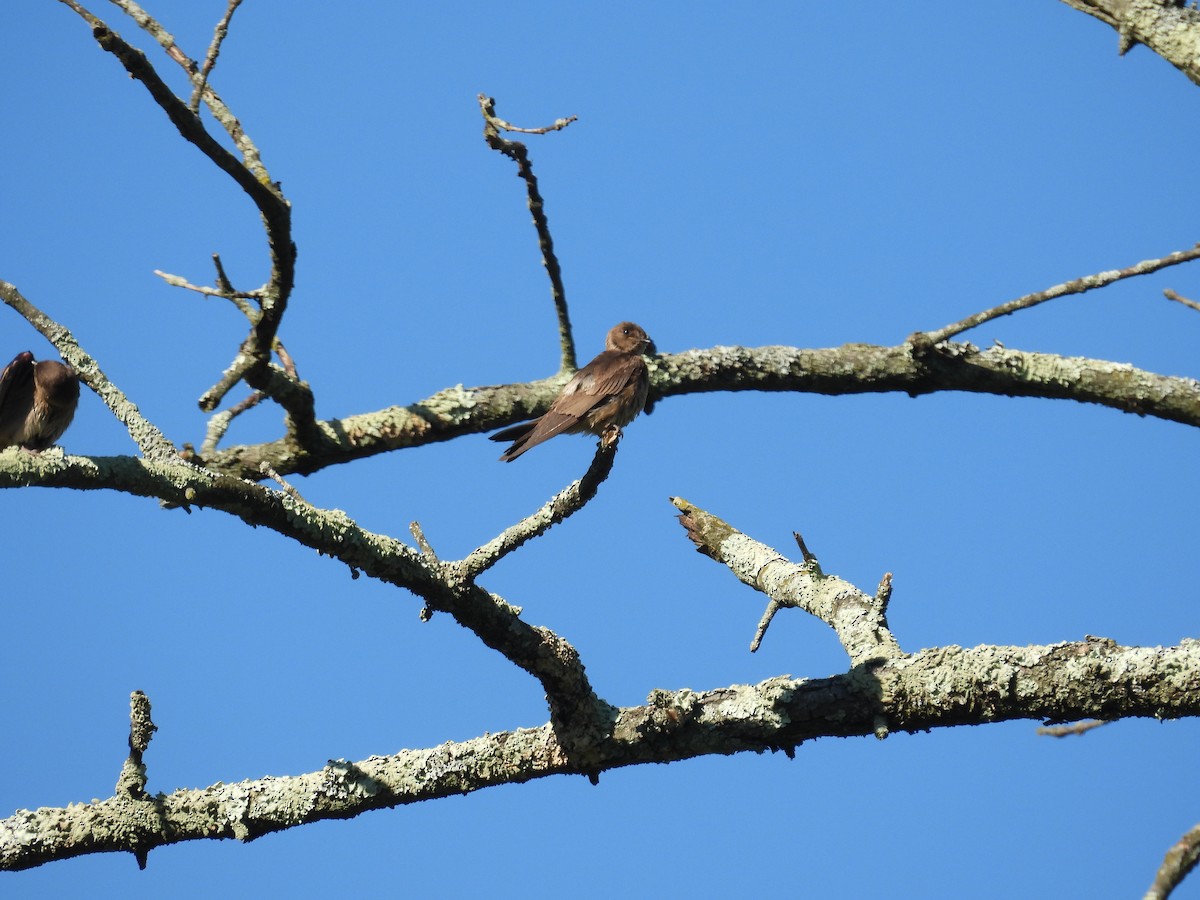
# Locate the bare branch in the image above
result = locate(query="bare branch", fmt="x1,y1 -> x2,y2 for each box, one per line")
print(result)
672,497 -> 903,664
916,241 -> 1200,346
1057,0 -> 1200,87
258,461 -> 307,503
5,638 -> 1199,869
456,438 -> 619,580
479,94 -> 577,372
187,339 -> 1200,483
62,4 -> 298,429
1036,719 -> 1108,737
1164,288 -> 1200,314
154,269 -> 262,319
0,451 -> 599,725
104,0 -> 268,177
189,0 -> 243,112
1146,821 -> 1200,900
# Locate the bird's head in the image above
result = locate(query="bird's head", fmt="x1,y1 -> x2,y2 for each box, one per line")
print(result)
607,321 -> 655,355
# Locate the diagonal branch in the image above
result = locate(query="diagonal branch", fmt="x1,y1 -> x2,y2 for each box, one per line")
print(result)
915,240 -> 1200,346
188,0 -> 243,112
0,451 -> 601,732
1146,820 -> 1200,900
1057,0 -> 1200,87
457,439 -> 619,580
673,497 -> 903,665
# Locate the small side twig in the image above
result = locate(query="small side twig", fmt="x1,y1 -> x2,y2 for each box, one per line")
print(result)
115,690 -> 156,804
914,241 -> 1200,347
259,461 -> 307,503
1164,288 -> 1200,313
456,439 -> 618,580
410,521 -> 439,561
1036,719 -> 1109,737
793,531 -> 815,563
188,0 -> 243,112
479,94 -> 577,372
750,600 -> 783,653
154,269 -> 261,320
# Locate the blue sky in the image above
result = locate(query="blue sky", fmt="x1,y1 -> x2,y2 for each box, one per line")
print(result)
3,1 -> 1199,897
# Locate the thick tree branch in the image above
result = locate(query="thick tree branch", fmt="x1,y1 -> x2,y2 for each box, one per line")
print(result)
0,452 -> 598,720
1058,0 -> 1200,86
192,341 -> 1200,481
3,637 -> 1196,870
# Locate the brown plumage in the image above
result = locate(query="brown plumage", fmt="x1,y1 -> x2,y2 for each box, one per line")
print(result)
491,322 -> 655,462
0,351 -> 80,451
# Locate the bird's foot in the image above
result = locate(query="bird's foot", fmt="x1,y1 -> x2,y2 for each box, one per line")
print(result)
599,424 -> 623,450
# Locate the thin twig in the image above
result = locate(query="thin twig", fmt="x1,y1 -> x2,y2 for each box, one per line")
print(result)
456,439 -> 619,580
750,600 -> 782,652
106,0 -> 268,179
189,0 -> 243,112
479,94 -> 577,372
1036,719 -> 1109,737
154,269 -> 261,319
198,390 -> 250,453
410,521 -> 439,561
1164,288 -> 1200,314
259,461 -> 307,503
917,242 -> 1200,345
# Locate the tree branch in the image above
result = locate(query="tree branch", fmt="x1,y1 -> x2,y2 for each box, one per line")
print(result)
916,241 -> 1200,345
480,94 -> 578,372
0,451 -> 601,730
191,340 -> 1200,481
673,498 -> 903,664
457,439 -> 619,580
3,637 -> 1196,869
1146,820 -> 1200,900
61,2 -> 304,437
1058,0 -> 1200,86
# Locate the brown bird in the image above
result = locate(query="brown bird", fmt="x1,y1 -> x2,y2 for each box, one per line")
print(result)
0,351 -> 80,451
491,321 -> 656,462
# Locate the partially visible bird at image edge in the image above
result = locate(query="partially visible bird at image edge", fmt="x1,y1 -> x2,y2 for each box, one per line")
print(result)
0,351 -> 80,451
491,321 -> 656,462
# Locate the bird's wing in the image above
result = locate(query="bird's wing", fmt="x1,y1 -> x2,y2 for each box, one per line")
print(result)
0,352 -> 32,413
531,351 -> 637,438
0,353 -> 34,447
496,351 -> 646,460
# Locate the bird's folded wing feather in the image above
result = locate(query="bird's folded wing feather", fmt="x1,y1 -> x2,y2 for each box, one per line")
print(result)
0,353 -> 30,412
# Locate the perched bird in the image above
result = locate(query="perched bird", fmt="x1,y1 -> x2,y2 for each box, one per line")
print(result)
0,351 -> 80,451
491,321 -> 656,462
